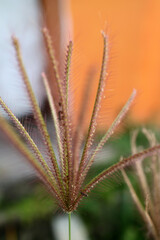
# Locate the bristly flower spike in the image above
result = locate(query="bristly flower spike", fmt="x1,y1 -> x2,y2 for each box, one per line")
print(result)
0,29 -> 160,213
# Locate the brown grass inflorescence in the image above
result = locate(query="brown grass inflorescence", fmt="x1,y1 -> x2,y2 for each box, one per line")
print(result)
0,29 -> 160,213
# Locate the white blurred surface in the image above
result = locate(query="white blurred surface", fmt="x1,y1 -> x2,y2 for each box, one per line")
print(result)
52,214 -> 90,240
0,0 -> 46,117
0,134 -> 35,185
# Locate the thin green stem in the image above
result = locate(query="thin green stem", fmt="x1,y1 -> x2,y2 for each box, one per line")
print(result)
68,212 -> 71,240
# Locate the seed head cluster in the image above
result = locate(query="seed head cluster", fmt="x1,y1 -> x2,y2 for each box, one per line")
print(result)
0,28 -> 160,212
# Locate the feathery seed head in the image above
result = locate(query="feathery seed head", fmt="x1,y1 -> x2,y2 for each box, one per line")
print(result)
0,29 -> 160,212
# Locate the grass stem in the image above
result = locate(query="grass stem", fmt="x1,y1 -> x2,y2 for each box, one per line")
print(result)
68,212 -> 71,240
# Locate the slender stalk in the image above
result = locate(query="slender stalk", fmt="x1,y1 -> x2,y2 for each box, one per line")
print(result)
131,129 -> 157,226
77,32 -> 108,183
73,144 -> 160,209
72,69 -> 96,180
121,169 -> 159,240
12,37 -> 63,189
0,97 -> 57,188
43,28 -> 73,190
68,212 -> 71,240
0,117 -> 65,207
42,73 -> 63,167
64,41 -> 73,110
77,89 -> 136,190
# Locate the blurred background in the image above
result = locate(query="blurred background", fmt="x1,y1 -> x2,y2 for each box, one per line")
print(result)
0,0 -> 160,239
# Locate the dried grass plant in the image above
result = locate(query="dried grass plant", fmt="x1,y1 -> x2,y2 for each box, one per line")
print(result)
0,29 -> 160,239
122,129 -> 160,240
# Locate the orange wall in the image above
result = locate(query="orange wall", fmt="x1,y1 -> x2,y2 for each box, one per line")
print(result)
70,0 -> 160,127
43,0 -> 160,128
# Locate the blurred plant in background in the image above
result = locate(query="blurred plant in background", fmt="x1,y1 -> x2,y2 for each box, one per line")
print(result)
122,129 -> 160,239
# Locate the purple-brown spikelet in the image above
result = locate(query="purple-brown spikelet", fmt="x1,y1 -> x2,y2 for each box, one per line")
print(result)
0,28 -> 160,212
